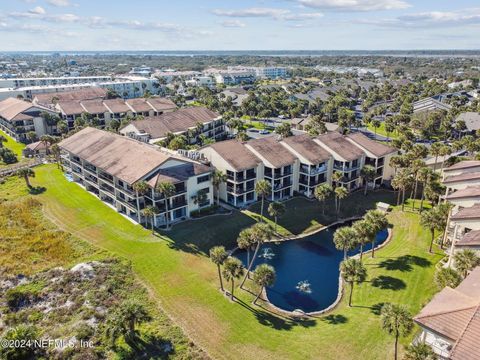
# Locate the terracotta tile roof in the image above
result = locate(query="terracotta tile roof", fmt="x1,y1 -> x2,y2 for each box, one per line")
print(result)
59,127 -> 176,184
316,132 -> 365,161
33,87 -> 107,105
346,132 -> 397,157
0,97 -> 34,121
103,99 -> 131,114
124,107 -> 220,139
451,204 -> 480,221
246,137 -> 297,168
126,98 -> 154,113
80,100 -> 108,115
281,134 -> 331,164
57,101 -> 85,116
147,162 -> 211,187
146,98 -> 177,112
414,267 -> 480,359
443,172 -> 480,184
457,230 -> 480,247
445,161 -> 480,172
209,139 -> 261,171
446,186 -> 480,200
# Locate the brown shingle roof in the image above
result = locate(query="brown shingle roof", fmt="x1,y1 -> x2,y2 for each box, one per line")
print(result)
451,204 -> 480,221
209,139 -> 261,171
444,172 -> 480,184
247,137 -> 297,168
59,127 -> 175,184
57,101 -> 85,116
103,99 -> 131,114
457,230 -> 480,247
126,98 -> 154,113
346,132 -> 396,158
446,186 -> 480,200
34,87 -> 107,105
414,267 -> 480,359
281,134 -> 331,164
80,100 -> 108,115
316,132 -> 365,161
0,97 -> 34,121
124,107 -> 220,139
146,98 -> 177,112
445,161 -> 480,172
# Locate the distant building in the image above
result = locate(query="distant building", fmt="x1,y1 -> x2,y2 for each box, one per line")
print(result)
253,67 -> 288,79
413,98 -> 452,114
455,112 -> 480,135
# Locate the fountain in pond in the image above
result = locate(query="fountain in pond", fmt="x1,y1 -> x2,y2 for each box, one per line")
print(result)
296,280 -> 312,294
259,247 -> 275,260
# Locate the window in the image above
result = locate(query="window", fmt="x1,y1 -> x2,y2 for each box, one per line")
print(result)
197,174 -> 210,184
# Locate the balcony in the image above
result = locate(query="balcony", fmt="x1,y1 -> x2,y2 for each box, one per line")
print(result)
300,164 -> 327,175
98,172 -> 114,183
171,198 -> 187,209
99,183 -> 115,195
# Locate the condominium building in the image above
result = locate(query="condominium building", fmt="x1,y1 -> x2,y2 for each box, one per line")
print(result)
119,107 -> 224,145
199,132 -> 397,207
0,97 -> 58,142
59,127 -> 213,227
253,67 -> 288,79
0,76 -> 112,89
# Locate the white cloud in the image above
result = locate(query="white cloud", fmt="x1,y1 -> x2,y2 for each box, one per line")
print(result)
212,7 -> 323,21
297,0 -> 411,12
29,6 -> 46,15
47,0 -> 72,7
221,20 -> 246,28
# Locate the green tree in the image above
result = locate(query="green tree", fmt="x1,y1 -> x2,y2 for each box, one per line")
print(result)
252,264 -> 276,305
434,267 -> 462,289
0,325 -> 39,360
352,219 -> 374,261
361,165 -> 376,195
380,303 -> 413,360
222,257 -> 244,301
420,207 -> 444,253
334,186 -> 348,215
364,209 -> 389,258
255,180 -> 272,222
156,182 -> 176,229
453,249 -> 480,277
267,201 -> 285,232
403,342 -> 437,360
16,168 -> 35,188
209,246 -> 228,292
141,205 -> 158,233
105,301 -> 151,346
314,183 -> 332,215
334,226 -> 357,259
212,170 -> 227,205
340,258 -> 367,307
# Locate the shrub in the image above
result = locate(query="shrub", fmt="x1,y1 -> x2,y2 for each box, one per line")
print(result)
5,281 -> 45,310
190,205 -> 219,218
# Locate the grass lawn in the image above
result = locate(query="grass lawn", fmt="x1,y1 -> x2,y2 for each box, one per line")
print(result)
366,122 -> 399,141
0,129 -> 26,167
4,165 -> 445,360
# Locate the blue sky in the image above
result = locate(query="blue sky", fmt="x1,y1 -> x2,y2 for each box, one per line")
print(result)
1,0 -> 479,50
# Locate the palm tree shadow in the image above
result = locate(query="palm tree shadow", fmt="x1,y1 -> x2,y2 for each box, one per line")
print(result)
370,302 -> 386,316
120,332 -> 174,359
29,186 -> 46,195
377,255 -> 431,272
321,314 -> 348,325
371,275 -> 406,290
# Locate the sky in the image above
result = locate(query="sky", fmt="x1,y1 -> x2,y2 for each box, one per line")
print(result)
1,0 -> 480,51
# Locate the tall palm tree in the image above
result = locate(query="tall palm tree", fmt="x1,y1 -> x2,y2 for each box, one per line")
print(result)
352,220 -> 373,261
420,207 -> 444,253
212,170 -> 227,205
331,170 -> 343,188
133,180 -> 150,223
267,201 -> 285,232
209,246 -> 228,291
403,342 -> 437,360
255,180 -> 271,222
334,186 -> 348,215
240,222 -> 273,289
439,144 -> 452,175
417,167 -> 436,212
334,226 -> 357,259
360,165 -> 376,195
156,182 -> 176,229
141,205 -> 158,233
380,303 -> 413,360
409,159 -> 425,210
17,168 -> 35,188
392,168 -> 411,211
252,264 -> 276,305
434,267 -> 462,289
314,183 -> 332,215
454,249 -> 480,278
364,209 -> 388,258
237,228 -> 255,270
429,142 -> 444,172
222,257 -> 244,301
340,258 -> 367,307
105,301 -> 151,346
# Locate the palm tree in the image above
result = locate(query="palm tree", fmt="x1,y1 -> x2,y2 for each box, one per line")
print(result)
360,165 -> 376,195
409,159 -> 425,210
429,142 -> 444,172
332,170 -> 343,188
352,220 -> 373,261
222,257 -> 244,301
340,258 -> 367,307
420,207 -> 443,253
156,182 -> 176,229
212,170 -> 227,205
252,264 -> 276,305
364,209 -> 388,258
105,301 -> 151,346
314,183 -> 332,215
0,135 -> 6,148
17,168 -> 35,188
209,246 -> 228,291
240,222 -> 273,289
255,180 -> 272,222
50,144 -> 62,169
334,186 -> 348,215
454,249 -> 480,278
380,303 -> 413,360
334,226 -> 357,259
417,167 -> 436,212
133,180 -> 150,223
403,342 -> 437,360
141,205 -> 158,233
392,168 -> 411,211
267,202 -> 285,232
237,228 -> 255,271
434,267 -> 462,289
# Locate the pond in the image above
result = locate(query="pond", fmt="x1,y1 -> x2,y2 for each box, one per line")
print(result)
237,224 -> 389,313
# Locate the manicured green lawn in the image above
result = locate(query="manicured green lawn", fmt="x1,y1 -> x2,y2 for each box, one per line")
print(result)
7,165 -> 444,360
366,122 -> 399,141
0,128 -> 25,158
